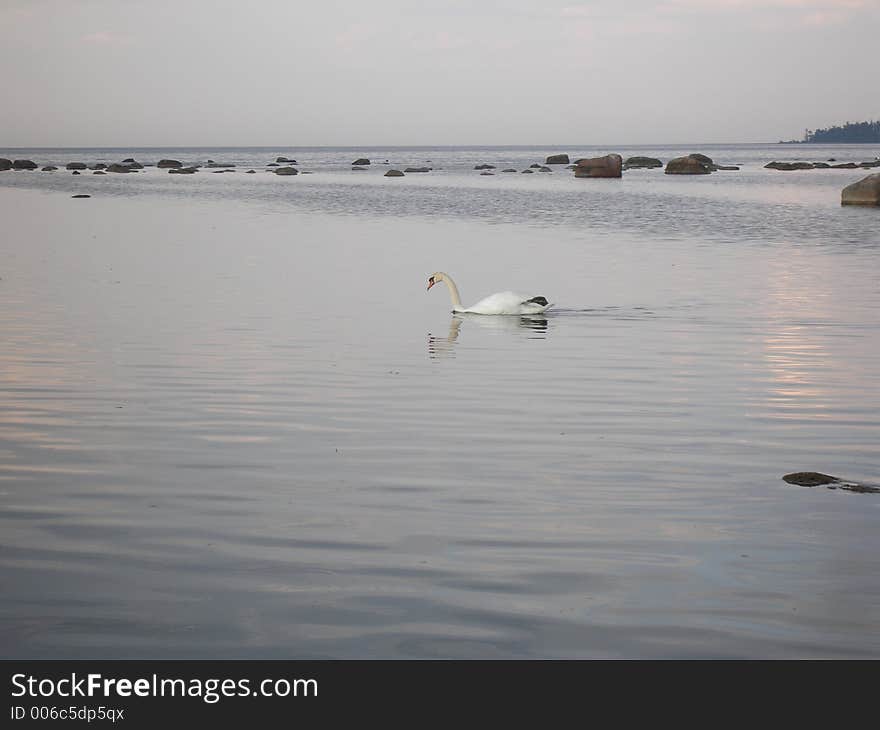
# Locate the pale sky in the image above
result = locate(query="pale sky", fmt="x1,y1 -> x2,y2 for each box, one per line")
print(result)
1,0 -> 878,146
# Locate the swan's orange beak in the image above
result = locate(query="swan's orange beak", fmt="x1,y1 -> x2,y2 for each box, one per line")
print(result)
427,277 -> 435,291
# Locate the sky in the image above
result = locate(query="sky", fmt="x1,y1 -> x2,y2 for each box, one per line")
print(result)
1,0 -> 878,146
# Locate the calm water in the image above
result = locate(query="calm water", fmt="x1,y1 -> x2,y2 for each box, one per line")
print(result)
1,145 -> 879,658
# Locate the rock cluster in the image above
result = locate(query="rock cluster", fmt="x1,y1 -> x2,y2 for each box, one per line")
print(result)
574,154 -> 623,178
545,153 -> 570,165
157,159 -> 183,169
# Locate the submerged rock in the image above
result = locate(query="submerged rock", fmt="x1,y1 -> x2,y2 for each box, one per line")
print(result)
93,170 -> 107,175
575,153 -> 623,178
384,169 -> 405,177
0,158 -> 12,171
89,163 -> 107,170
831,162 -> 859,169
66,162 -> 87,170
71,194 -> 91,198
765,161 -> 814,171
41,166 -> 58,171
351,166 -> 367,171
783,472 -> 880,494
276,156 -> 297,164
352,158 -> 370,166
71,170 -> 81,175
841,173 -> 880,206
545,153 -> 570,165
274,166 -> 299,175
106,163 -> 132,173
474,163 -> 495,170
13,159 -> 38,170
168,167 -> 198,174
404,167 -> 431,173
157,159 -> 183,168
502,168 -> 517,173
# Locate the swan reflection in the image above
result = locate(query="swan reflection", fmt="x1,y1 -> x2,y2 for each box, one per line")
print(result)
428,314 -> 549,359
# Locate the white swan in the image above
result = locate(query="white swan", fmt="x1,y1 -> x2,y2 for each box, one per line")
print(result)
427,272 -> 553,315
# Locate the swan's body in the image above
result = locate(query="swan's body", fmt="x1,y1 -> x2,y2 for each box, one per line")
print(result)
427,271 -> 552,315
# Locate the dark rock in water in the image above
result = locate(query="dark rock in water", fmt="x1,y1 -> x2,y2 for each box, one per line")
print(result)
715,165 -> 740,171
212,169 -> 235,173
480,171 -> 494,175
812,162 -> 831,169
575,153 -> 623,178
404,167 -> 431,173
66,162 -> 87,170
245,169 -> 256,174
106,163 -> 132,173
502,168 -> 517,173
71,170 -> 81,175
89,163 -> 107,170
267,163 -> 280,167
121,158 -> 137,163
831,162 -> 859,169
276,157 -> 297,164
860,159 -> 880,168
157,159 -> 183,168
529,163 -> 542,168
71,194 -> 91,198
41,166 -> 58,171
623,156 -> 663,170
351,166 -> 367,171
783,472 -> 880,494
474,164 -> 495,170
520,169 -> 534,174
665,155 -> 713,175
841,173 -> 880,206
352,158 -> 370,166
93,171 -> 107,175
765,161 -> 814,171
0,158 -> 12,171
274,166 -> 299,175
120,160 -> 144,169
206,162 -> 235,168
545,153 -> 570,165
168,166 -> 198,174
539,166 -> 552,172
13,159 -> 38,170
384,169 -> 405,177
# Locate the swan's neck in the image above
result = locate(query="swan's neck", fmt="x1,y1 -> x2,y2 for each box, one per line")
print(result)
439,273 -> 464,311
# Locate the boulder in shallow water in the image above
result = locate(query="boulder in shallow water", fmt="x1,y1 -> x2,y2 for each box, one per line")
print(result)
71,170 -> 81,175
545,153 -> 570,165
168,166 -> 198,174
71,194 -> 91,198
404,167 -> 431,173
89,163 -> 107,170
474,163 -> 495,170
384,169 -> 405,177
623,156 -> 662,170
783,472 -> 880,493
274,166 -> 299,175
841,173 -> 880,206
0,158 -> 12,171
276,157 -> 297,164
41,166 -> 58,171
106,163 -> 132,173
352,158 -> 370,166
665,155 -> 713,174
831,162 -> 859,169
13,159 -> 38,170
157,159 -> 183,168
93,171 -> 107,175
66,162 -> 87,170
574,153 -> 623,178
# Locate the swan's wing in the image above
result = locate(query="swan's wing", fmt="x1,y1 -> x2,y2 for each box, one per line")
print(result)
464,291 -> 526,315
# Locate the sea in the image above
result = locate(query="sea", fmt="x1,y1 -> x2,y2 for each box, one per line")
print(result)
1,143 -> 878,658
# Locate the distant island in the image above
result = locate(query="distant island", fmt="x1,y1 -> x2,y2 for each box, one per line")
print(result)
781,120 -> 880,144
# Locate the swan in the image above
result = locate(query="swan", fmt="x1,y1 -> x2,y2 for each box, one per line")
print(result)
427,272 -> 553,315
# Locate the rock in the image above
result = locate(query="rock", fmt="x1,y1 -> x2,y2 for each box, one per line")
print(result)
71,194 -> 91,198
841,173 -> 880,206
521,169 -> 534,174
539,166 -> 552,172
529,163 -> 542,169
93,171 -> 107,175
623,156 -> 663,170
480,171 -> 494,176
119,159 -> 144,169
89,163 -> 107,170
276,157 -> 297,164
831,162 -> 858,169
715,165 -> 740,171
0,158 -> 12,171
765,161 -> 813,170
545,153 -> 570,165
665,155 -> 713,175
812,162 -> 831,169
157,159 -> 183,169
66,162 -> 87,170
274,166 -> 299,175
13,159 -> 38,170
352,158 -> 370,166
404,167 -> 431,173
168,167 -> 198,174
351,166 -> 367,171
575,153 -> 623,178
783,472 -> 880,494
71,170 -> 81,175
384,169 -> 405,177
859,160 -> 880,168
245,169 -> 256,174
474,164 -> 495,170
206,162 -> 234,168
212,169 -> 235,173
106,163 -> 132,173
502,168 -> 517,173
41,166 -> 57,171
121,158 -> 137,163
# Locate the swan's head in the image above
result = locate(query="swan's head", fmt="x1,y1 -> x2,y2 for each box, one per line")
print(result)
427,272 -> 444,291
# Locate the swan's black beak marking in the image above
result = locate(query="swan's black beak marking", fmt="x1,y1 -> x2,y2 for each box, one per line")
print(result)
427,276 -> 435,291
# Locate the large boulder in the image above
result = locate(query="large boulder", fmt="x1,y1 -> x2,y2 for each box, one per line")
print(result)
274,166 -> 298,175
276,156 -> 297,163
106,163 -> 133,173
574,153 -> 622,178
384,169 -> 405,177
0,158 -> 12,171
89,163 -> 107,170
352,158 -> 370,166
623,156 -> 662,170
545,153 -> 570,165
841,173 -> 880,206
66,162 -> 87,170
665,155 -> 713,174
157,159 -> 183,168
13,159 -> 38,170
